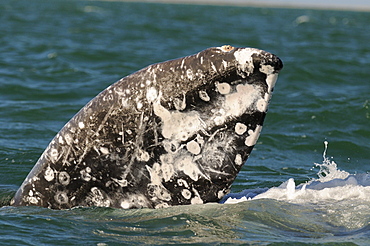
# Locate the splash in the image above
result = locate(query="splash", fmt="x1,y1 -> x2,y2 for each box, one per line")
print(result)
313,141 -> 349,182
223,141 -> 370,205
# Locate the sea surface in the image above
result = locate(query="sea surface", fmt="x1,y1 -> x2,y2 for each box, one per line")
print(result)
0,0 -> 369,245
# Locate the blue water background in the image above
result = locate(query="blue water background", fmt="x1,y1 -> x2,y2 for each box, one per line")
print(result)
0,0 -> 369,245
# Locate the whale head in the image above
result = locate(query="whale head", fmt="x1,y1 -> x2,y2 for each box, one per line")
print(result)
11,45 -> 283,209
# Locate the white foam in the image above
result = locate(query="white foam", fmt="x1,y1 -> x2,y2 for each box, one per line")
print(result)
251,176 -> 370,205
224,141 -> 370,205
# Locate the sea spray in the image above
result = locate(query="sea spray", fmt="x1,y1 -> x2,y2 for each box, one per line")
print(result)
223,141 -> 370,205
312,141 -> 349,182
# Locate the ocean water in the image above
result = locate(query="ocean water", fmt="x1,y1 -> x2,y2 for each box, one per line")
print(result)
0,0 -> 369,245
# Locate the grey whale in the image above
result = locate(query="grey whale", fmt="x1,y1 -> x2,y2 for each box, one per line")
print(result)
11,45 -> 283,209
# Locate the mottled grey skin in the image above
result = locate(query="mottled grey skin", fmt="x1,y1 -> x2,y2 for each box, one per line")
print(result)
11,45 -> 283,209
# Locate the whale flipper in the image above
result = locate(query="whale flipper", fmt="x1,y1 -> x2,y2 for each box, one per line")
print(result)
11,45 -> 283,209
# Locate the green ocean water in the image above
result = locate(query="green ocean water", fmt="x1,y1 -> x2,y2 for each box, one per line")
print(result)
0,0 -> 369,245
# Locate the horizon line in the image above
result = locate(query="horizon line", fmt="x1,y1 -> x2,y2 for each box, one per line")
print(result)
92,0 -> 370,12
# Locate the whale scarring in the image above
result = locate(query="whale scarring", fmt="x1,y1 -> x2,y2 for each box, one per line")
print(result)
11,45 -> 283,209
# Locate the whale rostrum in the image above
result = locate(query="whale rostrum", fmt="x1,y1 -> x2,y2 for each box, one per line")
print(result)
11,45 -> 283,209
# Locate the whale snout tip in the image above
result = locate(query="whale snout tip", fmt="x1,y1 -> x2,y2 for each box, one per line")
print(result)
253,49 -> 284,73
271,52 -> 283,70
233,47 -> 283,75
271,55 -> 283,72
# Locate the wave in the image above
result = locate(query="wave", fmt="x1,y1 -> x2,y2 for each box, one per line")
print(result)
0,186 -> 15,207
223,141 -> 370,203
222,141 -> 370,230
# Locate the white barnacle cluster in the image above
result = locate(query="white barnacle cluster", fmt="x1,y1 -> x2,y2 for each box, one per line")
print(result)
41,166 -> 78,205
54,191 -> 69,205
119,193 -> 149,209
26,189 -> 40,205
153,101 -> 204,141
87,187 -> 111,207
176,179 -> 203,205
186,68 -> 195,80
244,125 -> 263,147
234,48 -> 279,115
146,49 -> 270,205
145,163 -> 172,208
258,69 -> 279,113
145,144 -> 207,206
233,47 -> 279,99
137,148 -> 150,162
234,121 -> 263,148
44,166 -> 55,182
235,122 -> 247,135
176,155 -> 205,182
159,148 -> 205,182
186,140 -> 201,155
233,48 -> 257,77
80,167 -> 92,182
78,121 -> 85,129
146,86 -> 158,102
211,82 -> 263,128
49,148 -> 59,163
198,90 -> 210,101
151,90 -> 210,190
58,171 -> 70,185
216,82 -> 231,95
234,120 -> 264,148
234,154 -> 243,166
43,167 -> 71,186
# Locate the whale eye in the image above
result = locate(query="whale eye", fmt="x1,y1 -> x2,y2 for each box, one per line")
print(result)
220,45 -> 235,52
